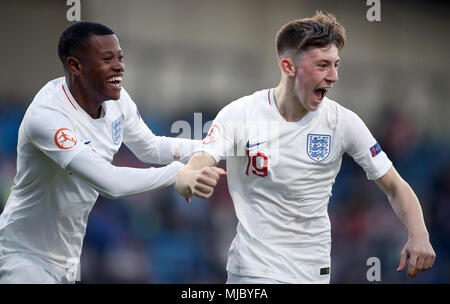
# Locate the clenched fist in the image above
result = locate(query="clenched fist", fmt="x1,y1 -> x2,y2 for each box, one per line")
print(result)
176,166 -> 227,202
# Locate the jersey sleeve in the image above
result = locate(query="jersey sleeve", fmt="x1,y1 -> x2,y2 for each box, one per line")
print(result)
120,88 -> 159,157
24,109 -> 88,170
340,108 -> 392,180
120,89 -> 199,164
196,102 -> 239,163
67,148 -> 184,199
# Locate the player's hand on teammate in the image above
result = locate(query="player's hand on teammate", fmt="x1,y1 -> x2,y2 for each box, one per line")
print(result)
397,233 -> 436,278
176,166 -> 227,202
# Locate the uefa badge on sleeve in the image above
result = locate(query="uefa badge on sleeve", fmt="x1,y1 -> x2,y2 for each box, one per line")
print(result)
203,124 -> 220,145
54,128 -> 77,150
370,142 -> 382,157
307,134 -> 331,162
112,116 -> 123,145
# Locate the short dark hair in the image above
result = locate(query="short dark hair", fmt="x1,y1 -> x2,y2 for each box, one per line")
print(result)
58,21 -> 115,69
275,11 -> 346,58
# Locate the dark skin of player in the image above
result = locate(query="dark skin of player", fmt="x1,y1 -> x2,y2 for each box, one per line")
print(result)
65,34 -> 125,119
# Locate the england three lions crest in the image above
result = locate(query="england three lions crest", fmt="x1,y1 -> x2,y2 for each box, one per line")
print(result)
307,134 -> 331,162
112,116 -> 123,145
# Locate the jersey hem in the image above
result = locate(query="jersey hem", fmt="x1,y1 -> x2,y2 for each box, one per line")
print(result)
226,265 -> 329,284
226,267 -> 297,284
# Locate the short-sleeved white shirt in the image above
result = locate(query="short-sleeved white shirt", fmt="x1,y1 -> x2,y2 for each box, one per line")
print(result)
0,77 -> 162,281
199,88 -> 392,283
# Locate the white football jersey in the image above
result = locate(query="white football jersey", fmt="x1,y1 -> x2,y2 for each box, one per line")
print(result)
199,88 -> 392,283
0,77 -> 182,282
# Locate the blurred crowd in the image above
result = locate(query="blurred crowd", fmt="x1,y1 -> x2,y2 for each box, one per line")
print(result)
0,102 -> 448,284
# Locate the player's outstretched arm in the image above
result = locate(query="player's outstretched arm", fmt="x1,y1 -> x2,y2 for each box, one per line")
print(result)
67,148 -> 184,199
126,134 -> 202,165
152,136 -> 203,164
175,152 -> 226,201
375,166 -> 436,278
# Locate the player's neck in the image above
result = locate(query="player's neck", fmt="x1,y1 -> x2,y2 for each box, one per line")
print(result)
66,77 -> 103,119
274,84 -> 308,122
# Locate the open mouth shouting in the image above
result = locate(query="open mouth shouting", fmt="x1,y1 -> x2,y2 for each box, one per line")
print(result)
107,75 -> 122,89
312,87 -> 330,102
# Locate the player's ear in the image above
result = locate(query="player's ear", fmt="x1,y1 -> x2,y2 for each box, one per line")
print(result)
66,56 -> 82,76
280,58 -> 296,77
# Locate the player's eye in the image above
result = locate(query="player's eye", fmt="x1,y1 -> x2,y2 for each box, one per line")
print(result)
104,56 -> 112,61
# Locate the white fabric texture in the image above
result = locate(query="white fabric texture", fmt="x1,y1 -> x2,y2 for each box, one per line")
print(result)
67,148 -> 183,199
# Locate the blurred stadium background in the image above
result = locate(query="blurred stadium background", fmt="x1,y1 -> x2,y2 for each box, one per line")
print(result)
0,0 -> 449,283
